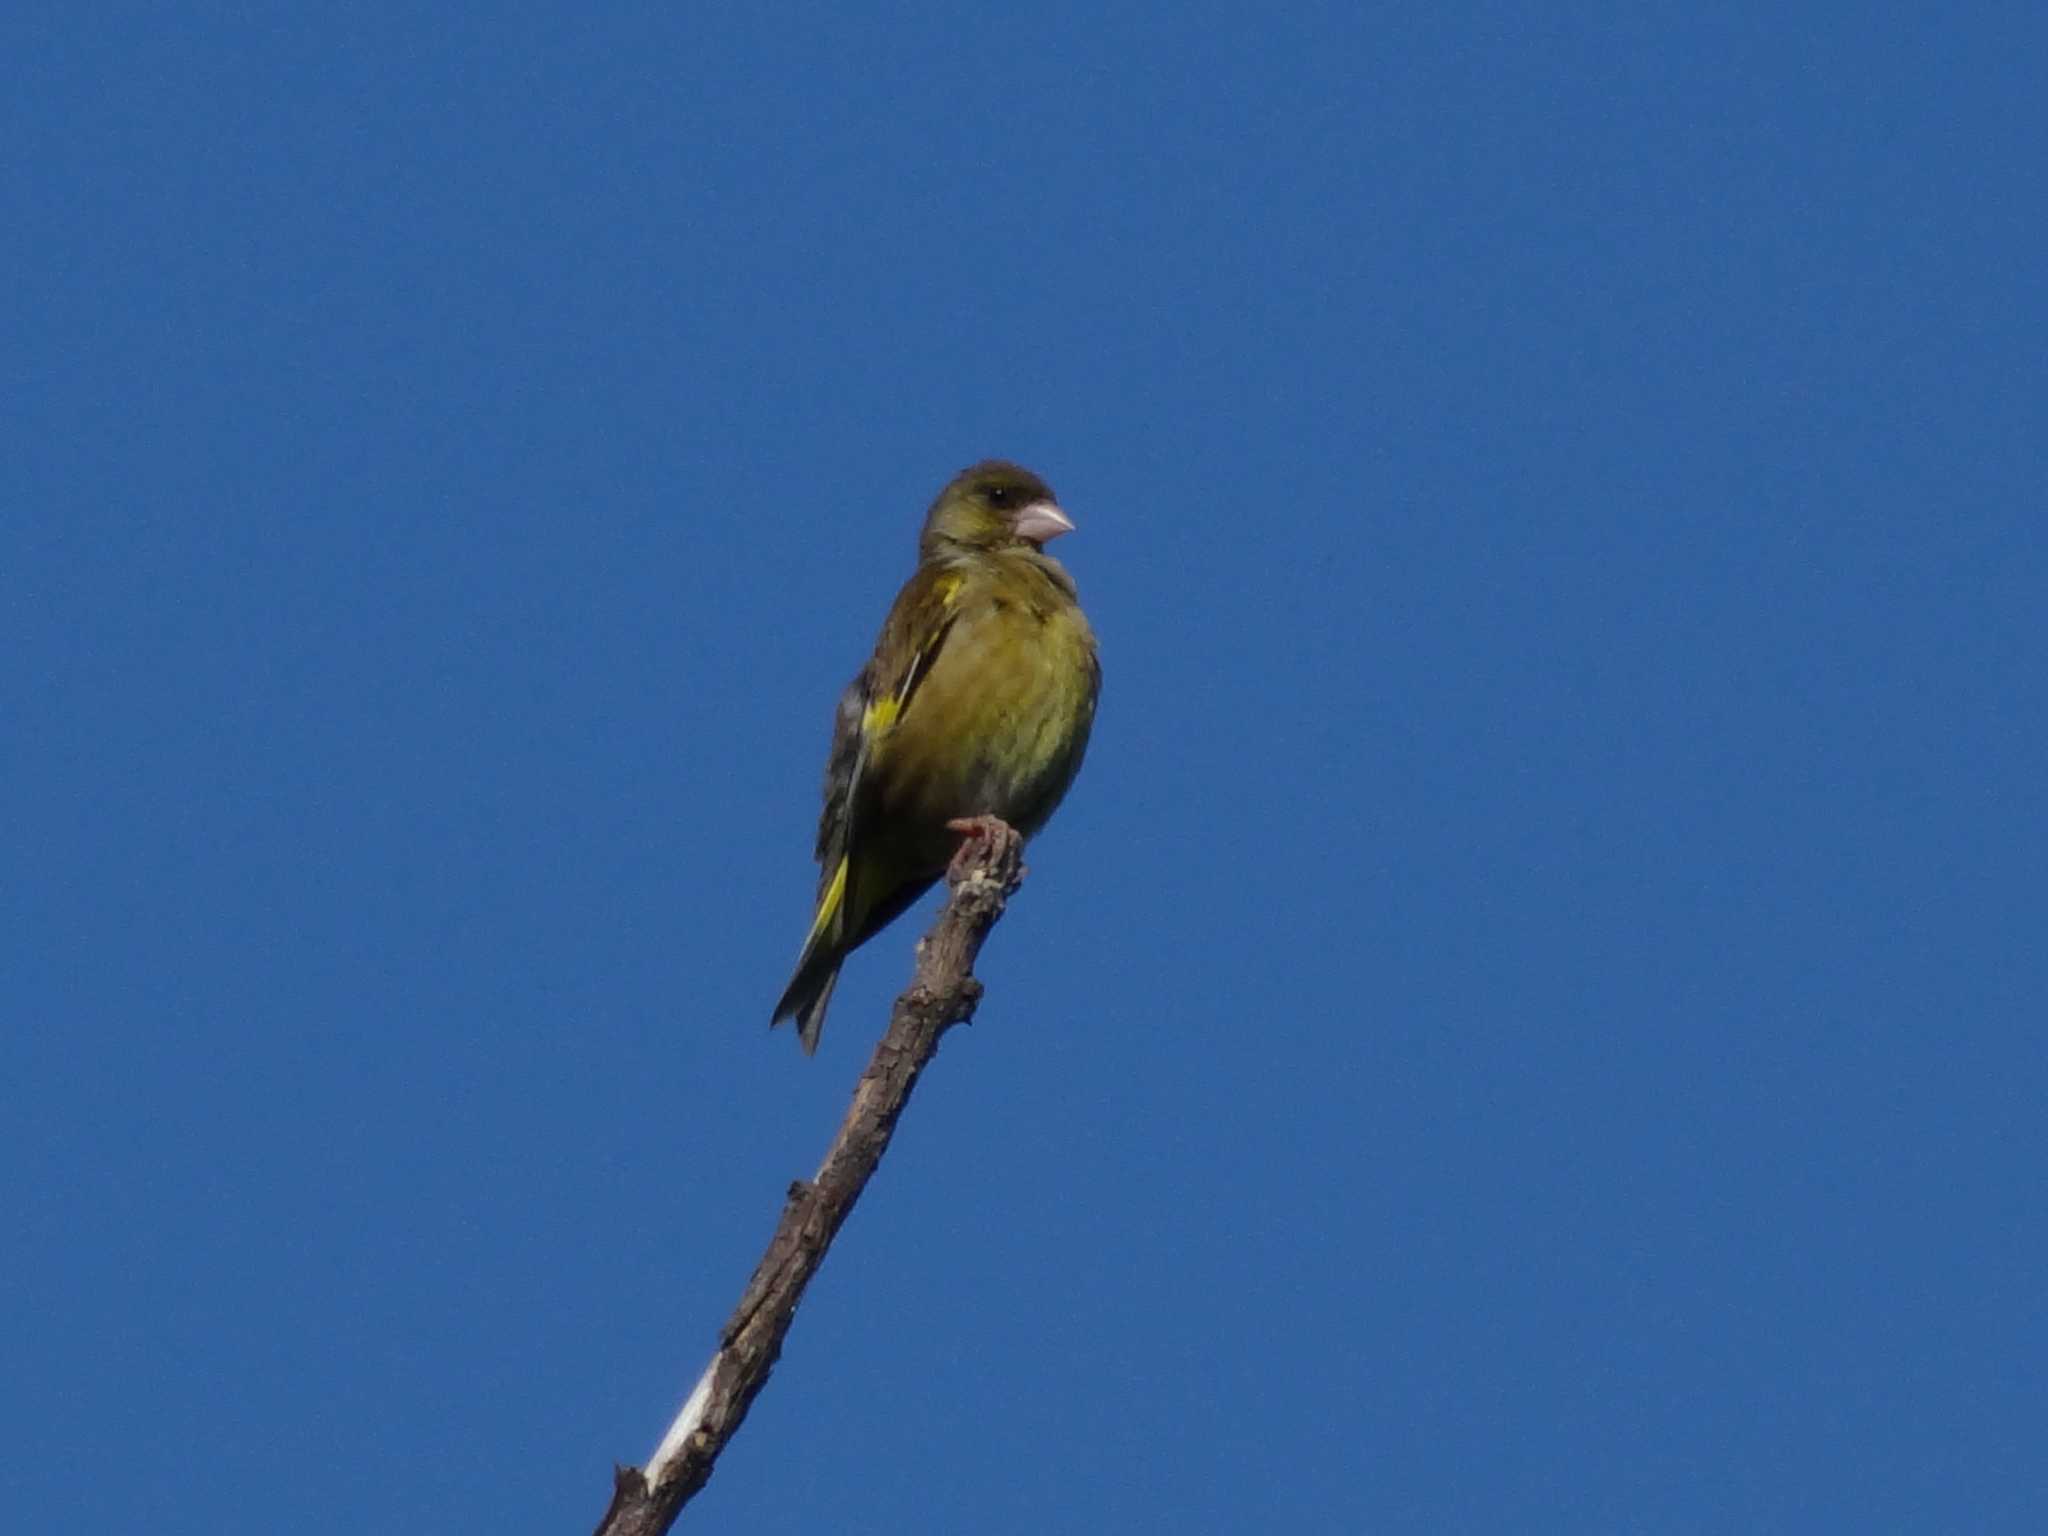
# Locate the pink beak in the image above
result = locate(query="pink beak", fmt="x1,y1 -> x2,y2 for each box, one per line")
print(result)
1013,499 -> 1076,544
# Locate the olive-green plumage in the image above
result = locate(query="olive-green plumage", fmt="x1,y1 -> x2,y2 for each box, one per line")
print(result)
772,460 -> 1100,1052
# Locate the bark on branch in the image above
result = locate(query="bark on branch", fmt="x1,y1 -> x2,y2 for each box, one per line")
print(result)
590,817 -> 1028,1536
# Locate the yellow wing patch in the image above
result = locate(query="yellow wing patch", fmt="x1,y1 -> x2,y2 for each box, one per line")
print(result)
806,855 -> 849,945
862,694 -> 900,735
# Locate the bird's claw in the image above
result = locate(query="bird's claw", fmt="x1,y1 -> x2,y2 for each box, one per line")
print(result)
946,816 -> 1025,881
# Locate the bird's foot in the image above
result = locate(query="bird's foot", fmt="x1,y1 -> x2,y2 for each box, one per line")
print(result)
945,816 -> 1026,884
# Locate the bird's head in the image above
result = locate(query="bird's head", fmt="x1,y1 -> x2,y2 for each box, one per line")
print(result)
920,460 -> 1074,557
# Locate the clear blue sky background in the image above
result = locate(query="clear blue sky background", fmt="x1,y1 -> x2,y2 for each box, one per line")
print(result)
6,5 -> 2043,1532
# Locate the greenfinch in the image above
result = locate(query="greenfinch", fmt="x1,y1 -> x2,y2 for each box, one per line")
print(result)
772,460 -> 1100,1052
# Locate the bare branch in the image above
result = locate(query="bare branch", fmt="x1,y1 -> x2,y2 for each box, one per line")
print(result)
591,817 -> 1028,1536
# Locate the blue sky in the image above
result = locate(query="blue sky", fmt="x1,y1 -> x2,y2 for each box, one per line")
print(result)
6,4 -> 2044,1531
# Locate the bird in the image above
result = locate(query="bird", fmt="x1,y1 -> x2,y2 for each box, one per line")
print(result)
771,460 -> 1100,1053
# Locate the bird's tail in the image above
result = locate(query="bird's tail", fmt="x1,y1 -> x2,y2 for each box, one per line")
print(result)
772,856 -> 849,1054
772,955 -> 840,1055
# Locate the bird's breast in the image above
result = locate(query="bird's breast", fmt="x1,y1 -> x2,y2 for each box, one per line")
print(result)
866,587 -> 1097,862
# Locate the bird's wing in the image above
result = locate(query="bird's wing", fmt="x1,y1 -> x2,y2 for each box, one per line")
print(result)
812,568 -> 968,891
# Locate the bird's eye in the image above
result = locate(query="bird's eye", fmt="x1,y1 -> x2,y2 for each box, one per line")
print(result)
985,486 -> 1012,507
